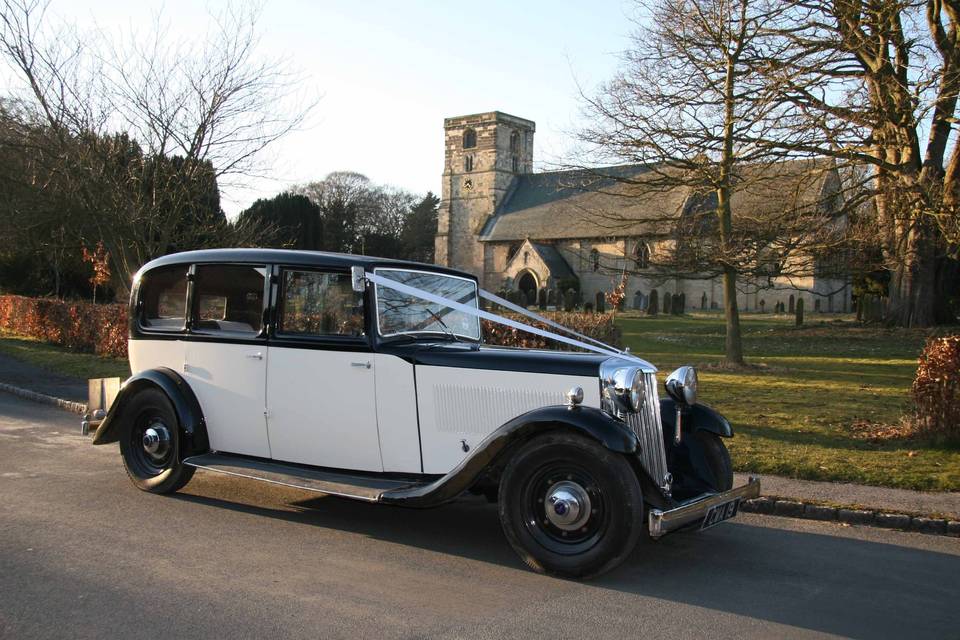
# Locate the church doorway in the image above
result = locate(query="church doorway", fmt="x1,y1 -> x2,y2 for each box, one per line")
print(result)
517,271 -> 538,306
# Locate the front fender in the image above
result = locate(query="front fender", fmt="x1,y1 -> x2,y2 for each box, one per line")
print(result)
659,398 -> 733,438
381,405 -> 638,507
91,367 -> 209,458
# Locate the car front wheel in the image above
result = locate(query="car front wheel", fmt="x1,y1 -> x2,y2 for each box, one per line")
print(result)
118,388 -> 195,494
498,432 -> 644,579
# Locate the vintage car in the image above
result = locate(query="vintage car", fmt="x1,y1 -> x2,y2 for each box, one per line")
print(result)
87,248 -> 759,578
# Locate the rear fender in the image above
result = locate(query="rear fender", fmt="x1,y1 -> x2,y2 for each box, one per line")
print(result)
91,367 -> 209,458
381,405 -> 641,507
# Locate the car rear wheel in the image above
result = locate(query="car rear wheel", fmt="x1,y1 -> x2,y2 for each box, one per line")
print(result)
118,388 -> 195,494
498,432 -> 644,579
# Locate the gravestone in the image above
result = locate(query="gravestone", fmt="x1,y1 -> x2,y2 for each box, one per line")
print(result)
547,289 -> 556,308
633,291 -> 644,310
677,293 -> 685,314
538,288 -> 547,310
795,297 -> 804,326
788,294 -> 795,314
759,299 -> 765,313
701,291 -> 708,310
663,292 -> 672,315
595,291 -> 606,313
648,290 -> 659,316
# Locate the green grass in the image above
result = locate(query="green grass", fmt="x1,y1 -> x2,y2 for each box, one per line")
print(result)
617,312 -> 960,491
0,332 -> 130,380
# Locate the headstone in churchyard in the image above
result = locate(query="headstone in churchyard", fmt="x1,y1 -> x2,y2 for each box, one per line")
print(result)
678,293 -> 685,314
547,289 -> 556,308
648,290 -> 659,316
759,299 -> 765,313
596,291 -> 606,313
796,297 -> 804,326
633,291 -> 643,310
701,291 -> 707,310
538,288 -> 547,310
788,294 -> 795,314
663,291 -> 672,315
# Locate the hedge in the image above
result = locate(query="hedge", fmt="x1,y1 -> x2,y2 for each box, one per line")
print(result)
912,335 -> 960,443
482,311 -> 622,350
0,296 -> 620,360
0,295 -> 128,358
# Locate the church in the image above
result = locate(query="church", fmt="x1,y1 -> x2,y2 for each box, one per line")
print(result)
434,111 -> 853,313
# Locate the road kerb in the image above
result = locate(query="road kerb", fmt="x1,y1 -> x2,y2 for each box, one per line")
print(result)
742,496 -> 960,538
0,381 -> 87,415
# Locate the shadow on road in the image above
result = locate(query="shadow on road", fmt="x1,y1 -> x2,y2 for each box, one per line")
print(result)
173,486 -> 959,639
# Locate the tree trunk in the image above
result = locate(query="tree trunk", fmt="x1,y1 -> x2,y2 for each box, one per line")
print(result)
722,265 -> 744,365
886,218 -> 938,327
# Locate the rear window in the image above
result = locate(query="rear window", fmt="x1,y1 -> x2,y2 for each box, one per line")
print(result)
140,265 -> 188,331
191,264 -> 266,336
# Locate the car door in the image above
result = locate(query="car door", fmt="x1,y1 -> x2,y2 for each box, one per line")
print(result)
265,268 -> 383,472
183,263 -> 272,458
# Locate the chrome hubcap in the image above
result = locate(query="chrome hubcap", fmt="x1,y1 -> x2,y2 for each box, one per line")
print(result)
544,481 -> 591,531
142,423 -> 171,459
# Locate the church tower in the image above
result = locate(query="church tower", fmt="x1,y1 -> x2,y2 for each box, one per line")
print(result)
435,111 -> 535,286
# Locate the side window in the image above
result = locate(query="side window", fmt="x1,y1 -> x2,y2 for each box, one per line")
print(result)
279,270 -> 364,337
140,265 -> 188,331
191,264 -> 266,335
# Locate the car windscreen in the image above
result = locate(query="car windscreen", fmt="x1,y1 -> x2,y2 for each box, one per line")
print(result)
374,269 -> 481,341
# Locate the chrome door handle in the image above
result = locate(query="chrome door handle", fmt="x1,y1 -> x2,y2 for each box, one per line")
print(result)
246,352 -> 264,360
350,361 -> 371,369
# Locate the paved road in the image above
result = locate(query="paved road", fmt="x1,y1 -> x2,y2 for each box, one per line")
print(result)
1,393 -> 958,640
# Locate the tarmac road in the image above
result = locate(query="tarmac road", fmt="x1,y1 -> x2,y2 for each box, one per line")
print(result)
1,392 -> 958,640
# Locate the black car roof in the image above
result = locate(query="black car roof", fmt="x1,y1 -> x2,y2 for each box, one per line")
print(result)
138,248 -> 477,281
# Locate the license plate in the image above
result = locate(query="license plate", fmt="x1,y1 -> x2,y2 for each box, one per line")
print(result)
701,498 -> 740,530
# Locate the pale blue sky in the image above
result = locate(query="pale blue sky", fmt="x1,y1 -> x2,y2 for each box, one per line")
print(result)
41,1 -> 638,215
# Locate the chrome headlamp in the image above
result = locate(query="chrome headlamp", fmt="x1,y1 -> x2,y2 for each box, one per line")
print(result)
665,366 -> 698,406
600,364 -> 646,416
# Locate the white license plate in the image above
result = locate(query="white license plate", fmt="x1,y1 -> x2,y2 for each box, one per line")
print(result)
701,498 -> 740,530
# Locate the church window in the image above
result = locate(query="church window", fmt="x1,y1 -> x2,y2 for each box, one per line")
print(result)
463,128 -> 477,149
591,248 -> 600,272
523,251 -> 529,265
633,241 -> 651,269
512,156 -> 520,172
510,131 -> 520,153
464,155 -> 474,172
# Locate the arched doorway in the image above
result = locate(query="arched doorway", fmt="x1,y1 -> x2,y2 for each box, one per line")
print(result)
517,271 -> 538,305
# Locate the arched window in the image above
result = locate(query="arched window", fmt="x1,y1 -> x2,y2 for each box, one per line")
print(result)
462,128 -> 477,149
633,241 -> 650,269
510,130 -> 520,153
591,248 -> 600,272
464,155 -> 473,172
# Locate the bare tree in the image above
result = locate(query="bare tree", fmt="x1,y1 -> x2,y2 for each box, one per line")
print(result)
0,0 -> 315,293
577,0 -> 856,364
761,0 -> 960,326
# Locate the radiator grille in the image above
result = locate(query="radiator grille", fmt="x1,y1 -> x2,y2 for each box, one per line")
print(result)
626,373 -> 670,490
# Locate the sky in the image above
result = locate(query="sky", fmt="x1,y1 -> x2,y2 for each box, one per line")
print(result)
26,0 -> 639,216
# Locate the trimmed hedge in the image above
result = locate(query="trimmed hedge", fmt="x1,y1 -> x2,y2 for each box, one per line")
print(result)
482,311 -> 621,350
0,295 -> 128,358
0,296 -> 621,360
913,335 -> 960,443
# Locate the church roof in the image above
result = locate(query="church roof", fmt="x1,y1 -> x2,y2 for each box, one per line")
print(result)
530,242 -> 575,280
478,159 -> 839,243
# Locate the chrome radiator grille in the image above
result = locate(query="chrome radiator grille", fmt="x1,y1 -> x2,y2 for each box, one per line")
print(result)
626,372 -> 671,491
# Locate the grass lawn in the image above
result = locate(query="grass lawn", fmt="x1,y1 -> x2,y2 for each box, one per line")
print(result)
617,312 -> 960,492
0,332 -> 130,380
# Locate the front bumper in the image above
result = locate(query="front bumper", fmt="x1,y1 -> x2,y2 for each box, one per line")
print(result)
648,476 -> 761,539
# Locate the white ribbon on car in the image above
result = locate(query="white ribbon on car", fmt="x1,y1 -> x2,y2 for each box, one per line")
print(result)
365,271 -> 654,370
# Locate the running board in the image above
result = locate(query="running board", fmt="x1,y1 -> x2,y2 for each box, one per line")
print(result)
183,453 -> 425,502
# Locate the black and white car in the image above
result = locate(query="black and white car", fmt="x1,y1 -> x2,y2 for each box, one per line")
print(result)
87,248 -> 760,578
